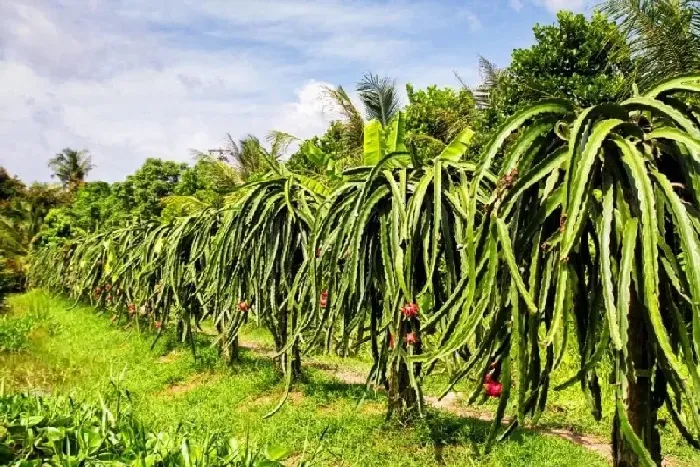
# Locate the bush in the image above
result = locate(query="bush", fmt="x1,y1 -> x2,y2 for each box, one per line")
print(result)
0,387 -> 315,466
0,259 -> 25,309
0,315 -> 33,352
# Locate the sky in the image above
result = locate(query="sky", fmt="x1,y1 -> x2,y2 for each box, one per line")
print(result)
1,0 -> 594,183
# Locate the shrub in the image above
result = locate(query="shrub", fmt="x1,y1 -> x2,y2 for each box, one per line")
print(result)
0,388 -> 316,466
0,315 -> 33,352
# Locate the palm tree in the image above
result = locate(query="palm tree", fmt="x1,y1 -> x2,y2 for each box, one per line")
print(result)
48,148 -> 94,191
602,0 -> 700,88
193,131 -> 297,184
356,73 -> 401,126
322,73 -> 400,164
472,55 -> 507,109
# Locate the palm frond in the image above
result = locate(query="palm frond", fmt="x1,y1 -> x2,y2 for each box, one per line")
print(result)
266,131 -> 298,160
322,85 -> 365,152
602,0 -> 700,88
356,73 -> 401,126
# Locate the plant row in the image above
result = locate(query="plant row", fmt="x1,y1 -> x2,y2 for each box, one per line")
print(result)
29,74 -> 700,464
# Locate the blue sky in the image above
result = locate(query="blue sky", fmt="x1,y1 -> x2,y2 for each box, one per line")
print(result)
0,0 -> 594,182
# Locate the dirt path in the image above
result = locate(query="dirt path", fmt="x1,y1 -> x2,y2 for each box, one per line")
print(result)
424,392 -> 612,461
238,339 -> 613,461
237,339 -> 694,465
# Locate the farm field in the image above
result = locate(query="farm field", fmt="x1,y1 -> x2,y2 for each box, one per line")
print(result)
3,3 -> 700,466
2,291 -> 699,466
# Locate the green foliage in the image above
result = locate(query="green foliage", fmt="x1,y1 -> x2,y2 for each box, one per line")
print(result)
488,11 -> 635,123
404,84 -> 478,158
603,0 -> 700,89
205,167 -> 326,391
47,148 -> 94,192
287,122 -> 357,181
198,132 -> 295,184
356,74 -> 401,126
113,158 -> 189,222
3,291 -> 623,467
310,113 -> 481,418
32,158 -> 237,242
0,172 -> 69,300
0,168 -> 25,204
422,74 -> 700,462
0,314 -> 33,351
0,389 -> 299,466
33,182 -> 113,244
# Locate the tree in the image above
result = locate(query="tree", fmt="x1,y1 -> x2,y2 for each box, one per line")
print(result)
603,0 -> 700,89
0,168 -> 26,205
427,74 -> 700,466
286,122 -> 356,181
488,11 -> 636,123
0,179 -> 67,297
160,159 -> 240,220
470,55 -> 508,110
33,182 -> 113,244
197,132 -> 296,183
357,73 -> 401,126
48,148 -> 94,191
322,73 -> 400,163
404,84 -> 478,158
109,158 -> 188,222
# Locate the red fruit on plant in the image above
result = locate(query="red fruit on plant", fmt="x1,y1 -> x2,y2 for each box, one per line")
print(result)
319,290 -> 328,308
483,369 -> 502,398
401,302 -> 419,319
388,332 -> 395,349
238,301 -> 249,312
128,303 -> 136,314
483,382 -> 503,398
405,332 -> 418,345
105,284 -> 112,292
94,287 -> 102,296
106,294 -> 112,302
315,248 -> 322,258
155,321 -> 162,330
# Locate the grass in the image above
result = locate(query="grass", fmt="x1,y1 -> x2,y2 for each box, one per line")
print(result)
1,290 -> 698,466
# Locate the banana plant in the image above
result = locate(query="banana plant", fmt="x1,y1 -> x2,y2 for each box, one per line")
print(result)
310,112 -> 486,419
421,74 -> 700,465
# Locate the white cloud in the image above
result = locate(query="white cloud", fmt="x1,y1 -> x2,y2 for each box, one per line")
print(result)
0,0 -> 482,183
536,0 -> 590,13
509,0 -> 524,11
459,10 -> 483,32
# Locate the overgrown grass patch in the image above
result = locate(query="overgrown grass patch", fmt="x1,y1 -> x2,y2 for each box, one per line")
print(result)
3,290 -> 695,465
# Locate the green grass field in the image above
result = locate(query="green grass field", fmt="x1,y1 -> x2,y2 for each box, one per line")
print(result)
2,290 -> 699,466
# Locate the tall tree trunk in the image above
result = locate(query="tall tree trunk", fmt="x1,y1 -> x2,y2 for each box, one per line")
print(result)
612,291 -> 662,466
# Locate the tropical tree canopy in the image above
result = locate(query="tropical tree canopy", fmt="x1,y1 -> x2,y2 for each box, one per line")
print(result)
48,148 -> 94,191
603,0 -> 700,89
404,84 -> 478,158
356,73 -> 402,126
486,11 -> 636,126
